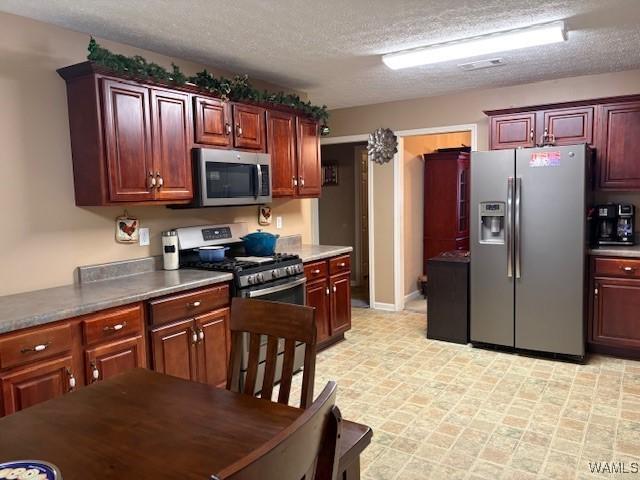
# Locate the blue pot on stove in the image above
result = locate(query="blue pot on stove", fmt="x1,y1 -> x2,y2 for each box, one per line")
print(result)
240,230 -> 280,256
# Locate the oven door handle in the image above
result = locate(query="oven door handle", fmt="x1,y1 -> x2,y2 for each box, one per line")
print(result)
247,277 -> 306,298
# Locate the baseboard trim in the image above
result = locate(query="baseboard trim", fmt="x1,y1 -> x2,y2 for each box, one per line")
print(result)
372,302 -> 397,312
404,290 -> 422,303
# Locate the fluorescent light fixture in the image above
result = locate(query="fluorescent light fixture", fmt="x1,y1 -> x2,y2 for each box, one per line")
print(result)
382,21 -> 566,70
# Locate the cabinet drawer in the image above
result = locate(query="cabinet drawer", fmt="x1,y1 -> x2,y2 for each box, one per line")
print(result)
0,323 -> 73,371
82,303 -> 144,346
149,284 -> 230,326
593,257 -> 640,279
329,255 -> 351,275
304,260 -> 328,280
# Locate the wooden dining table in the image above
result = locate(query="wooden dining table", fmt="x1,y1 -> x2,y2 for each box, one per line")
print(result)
0,368 -> 371,479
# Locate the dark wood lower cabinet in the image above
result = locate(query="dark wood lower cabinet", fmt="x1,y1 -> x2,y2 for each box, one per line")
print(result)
195,308 -> 230,388
85,335 -> 146,384
330,272 -> 352,336
589,256 -> 640,358
306,278 -> 331,343
0,355 -> 75,416
304,255 -> 352,348
151,319 -> 198,381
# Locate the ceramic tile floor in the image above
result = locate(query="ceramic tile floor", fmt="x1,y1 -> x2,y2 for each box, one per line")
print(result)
288,308 -> 640,480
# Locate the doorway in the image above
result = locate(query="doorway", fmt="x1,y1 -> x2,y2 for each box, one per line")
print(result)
318,142 -> 370,307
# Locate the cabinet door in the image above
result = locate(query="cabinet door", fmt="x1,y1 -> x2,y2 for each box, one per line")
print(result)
151,89 -> 193,201
489,113 -> 535,149
101,79 -> 154,202
543,107 -> 593,146
151,319 -> 197,381
194,96 -> 232,147
597,102 -> 640,190
330,272 -> 351,336
85,335 -> 146,384
296,117 -> 321,196
0,355 -> 75,416
456,155 -> 470,238
233,104 -> 266,151
306,279 -> 331,343
195,308 -> 230,388
593,278 -> 640,349
267,110 -> 297,197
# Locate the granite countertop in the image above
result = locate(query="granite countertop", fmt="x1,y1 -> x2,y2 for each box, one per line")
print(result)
588,245 -> 640,258
0,270 -> 233,335
288,244 -> 353,263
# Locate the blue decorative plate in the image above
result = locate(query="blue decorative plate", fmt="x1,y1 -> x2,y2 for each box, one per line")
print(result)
0,461 -> 61,479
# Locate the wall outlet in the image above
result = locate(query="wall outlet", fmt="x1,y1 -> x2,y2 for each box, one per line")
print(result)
276,216 -> 283,229
139,228 -> 150,246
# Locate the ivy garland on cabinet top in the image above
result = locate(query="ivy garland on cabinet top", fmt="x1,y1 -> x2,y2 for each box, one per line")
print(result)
87,38 -> 330,129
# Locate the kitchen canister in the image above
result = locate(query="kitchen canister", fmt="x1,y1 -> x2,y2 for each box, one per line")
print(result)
0,460 -> 62,479
162,230 -> 179,270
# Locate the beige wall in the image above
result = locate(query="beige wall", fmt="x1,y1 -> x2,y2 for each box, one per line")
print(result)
328,69 -> 640,306
0,12 -> 311,296
403,132 -> 471,296
319,144 -> 357,250
372,161 -> 395,305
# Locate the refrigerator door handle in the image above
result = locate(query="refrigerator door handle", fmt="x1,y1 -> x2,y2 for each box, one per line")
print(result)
506,177 -> 514,278
515,177 -> 522,279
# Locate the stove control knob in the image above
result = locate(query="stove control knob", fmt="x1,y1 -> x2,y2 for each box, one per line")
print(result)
247,275 -> 255,285
285,266 -> 292,275
295,264 -> 302,273
256,273 -> 264,283
271,269 -> 279,279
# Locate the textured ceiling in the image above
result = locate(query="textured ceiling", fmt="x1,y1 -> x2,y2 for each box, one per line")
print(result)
1,0 -> 640,108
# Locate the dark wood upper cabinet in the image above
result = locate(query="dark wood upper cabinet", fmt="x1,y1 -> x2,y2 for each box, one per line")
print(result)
151,89 -> 193,201
489,113 -> 535,150
296,117 -> 322,196
102,79 -> 155,202
232,104 -> 266,151
597,102 -> 640,190
193,96 -> 232,147
267,110 -> 297,197
542,107 -> 593,146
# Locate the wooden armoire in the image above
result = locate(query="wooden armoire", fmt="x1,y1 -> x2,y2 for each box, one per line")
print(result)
423,148 -> 470,274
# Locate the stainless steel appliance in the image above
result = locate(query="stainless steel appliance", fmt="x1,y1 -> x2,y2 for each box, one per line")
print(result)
617,203 -> 635,245
175,223 -> 305,392
470,145 -> 591,359
188,149 -> 271,207
595,203 -> 618,245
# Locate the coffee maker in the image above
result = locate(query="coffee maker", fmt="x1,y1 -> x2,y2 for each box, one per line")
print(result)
595,203 -> 635,246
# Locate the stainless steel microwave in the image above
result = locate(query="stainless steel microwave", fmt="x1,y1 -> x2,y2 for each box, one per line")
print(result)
191,148 -> 271,207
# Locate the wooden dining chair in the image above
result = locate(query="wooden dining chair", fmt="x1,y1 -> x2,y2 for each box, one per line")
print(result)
211,381 -> 342,480
227,297 -> 317,408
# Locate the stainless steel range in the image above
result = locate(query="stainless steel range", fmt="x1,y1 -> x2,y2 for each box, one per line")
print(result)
175,223 -> 306,394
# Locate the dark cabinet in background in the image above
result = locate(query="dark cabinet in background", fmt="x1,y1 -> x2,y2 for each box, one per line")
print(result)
329,272 -> 351,336
296,117 -> 322,197
267,110 -> 297,197
305,279 -> 331,344
232,103 -> 266,151
486,95 -> 640,191
423,149 -> 470,274
194,96 -> 232,147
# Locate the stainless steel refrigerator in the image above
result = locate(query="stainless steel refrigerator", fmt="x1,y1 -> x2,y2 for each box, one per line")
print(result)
470,145 -> 590,359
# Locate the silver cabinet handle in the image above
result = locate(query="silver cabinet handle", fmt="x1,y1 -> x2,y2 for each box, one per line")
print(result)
103,321 -> 127,332
191,327 -> 198,344
515,177 -> 522,279
299,177 -> 305,187
156,172 -> 164,188
293,177 -> 298,187
338,262 -> 346,267
91,362 -> 100,382
187,300 -> 202,308
198,328 -> 205,342
148,171 -> 157,189
332,285 -> 337,293
225,123 -> 232,135
326,287 -> 330,295
236,124 -> 243,136
530,129 -> 534,141
312,269 -> 321,274
506,177 -> 513,278
21,342 -> 50,354
621,266 -> 637,273
67,368 -> 76,391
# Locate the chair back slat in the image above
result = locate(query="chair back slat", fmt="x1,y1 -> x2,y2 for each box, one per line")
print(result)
243,332 -> 262,396
260,335 -> 279,401
211,382 -> 342,480
228,298 -> 318,408
277,338 -> 296,405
